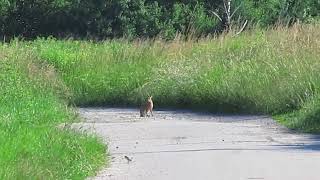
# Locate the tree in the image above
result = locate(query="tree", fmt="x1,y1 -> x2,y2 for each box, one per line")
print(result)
210,0 -> 248,34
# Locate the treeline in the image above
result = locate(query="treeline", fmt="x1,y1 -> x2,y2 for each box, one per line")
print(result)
0,0 -> 319,40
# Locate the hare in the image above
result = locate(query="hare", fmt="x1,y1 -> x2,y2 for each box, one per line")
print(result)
140,96 -> 153,117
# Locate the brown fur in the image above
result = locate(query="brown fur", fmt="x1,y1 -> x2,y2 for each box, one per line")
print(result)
140,96 -> 153,117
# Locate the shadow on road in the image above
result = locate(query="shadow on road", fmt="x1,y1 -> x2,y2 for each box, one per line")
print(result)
270,135 -> 320,151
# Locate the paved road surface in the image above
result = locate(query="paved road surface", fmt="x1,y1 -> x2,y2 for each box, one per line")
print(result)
72,108 -> 320,180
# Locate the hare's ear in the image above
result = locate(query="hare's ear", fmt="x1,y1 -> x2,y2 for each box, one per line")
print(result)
150,96 -> 153,99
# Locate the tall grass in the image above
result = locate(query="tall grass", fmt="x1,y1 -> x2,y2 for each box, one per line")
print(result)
1,23 -> 320,178
0,44 -> 106,179
33,24 -> 320,132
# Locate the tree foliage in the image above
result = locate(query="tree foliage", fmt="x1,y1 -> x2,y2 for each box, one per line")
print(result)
0,0 -> 319,40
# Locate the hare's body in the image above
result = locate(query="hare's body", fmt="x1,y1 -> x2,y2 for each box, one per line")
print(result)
140,96 -> 153,117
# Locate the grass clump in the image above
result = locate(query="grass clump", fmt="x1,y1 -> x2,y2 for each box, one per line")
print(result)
34,39 -> 162,106
0,43 -> 106,179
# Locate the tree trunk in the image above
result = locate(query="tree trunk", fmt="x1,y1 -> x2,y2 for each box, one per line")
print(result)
224,0 -> 232,32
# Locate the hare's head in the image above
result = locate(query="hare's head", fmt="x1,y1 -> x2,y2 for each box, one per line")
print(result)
148,96 -> 153,100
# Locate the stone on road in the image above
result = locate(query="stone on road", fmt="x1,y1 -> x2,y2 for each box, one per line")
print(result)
72,108 -> 320,180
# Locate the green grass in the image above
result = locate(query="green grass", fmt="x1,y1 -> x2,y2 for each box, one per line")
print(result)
32,24 -> 320,132
0,44 -> 106,179
1,23 -> 320,178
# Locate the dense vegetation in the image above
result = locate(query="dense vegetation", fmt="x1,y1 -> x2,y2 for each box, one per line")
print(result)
28,23 -> 320,133
0,44 -> 106,179
1,0 -> 320,40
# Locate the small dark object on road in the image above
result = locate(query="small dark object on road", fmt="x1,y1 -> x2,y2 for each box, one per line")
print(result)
124,155 -> 132,163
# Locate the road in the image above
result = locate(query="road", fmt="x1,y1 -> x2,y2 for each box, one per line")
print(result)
72,108 -> 320,180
